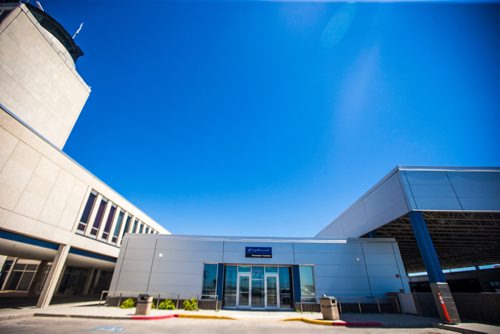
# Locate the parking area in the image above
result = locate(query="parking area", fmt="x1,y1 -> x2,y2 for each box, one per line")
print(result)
0,317 -> 451,334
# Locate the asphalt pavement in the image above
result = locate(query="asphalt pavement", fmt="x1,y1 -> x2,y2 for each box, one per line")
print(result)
0,316 -> 452,334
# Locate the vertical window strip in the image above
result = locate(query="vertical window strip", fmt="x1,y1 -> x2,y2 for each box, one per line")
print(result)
90,199 -> 107,236
120,215 -> 132,243
77,191 -> 97,232
112,210 -> 125,243
101,204 -> 116,240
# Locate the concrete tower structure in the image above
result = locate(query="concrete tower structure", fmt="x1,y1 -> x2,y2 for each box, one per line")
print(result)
0,2 -> 90,149
0,2 -> 169,308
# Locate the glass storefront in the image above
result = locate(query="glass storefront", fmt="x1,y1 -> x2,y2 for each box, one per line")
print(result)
222,265 -> 294,309
208,264 -> 316,309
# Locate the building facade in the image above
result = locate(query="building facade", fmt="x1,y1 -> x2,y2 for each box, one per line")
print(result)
0,2 -> 169,308
108,234 -> 410,310
1,2 -> 498,323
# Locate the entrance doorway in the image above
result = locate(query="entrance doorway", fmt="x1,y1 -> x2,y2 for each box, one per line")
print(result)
225,265 -> 291,309
265,273 -> 279,308
236,273 -> 250,307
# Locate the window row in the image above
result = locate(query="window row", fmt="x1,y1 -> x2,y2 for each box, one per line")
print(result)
76,190 -> 158,245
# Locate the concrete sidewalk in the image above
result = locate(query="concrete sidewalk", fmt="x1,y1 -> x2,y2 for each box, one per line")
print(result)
1,302 -> 498,333
0,300 -> 101,320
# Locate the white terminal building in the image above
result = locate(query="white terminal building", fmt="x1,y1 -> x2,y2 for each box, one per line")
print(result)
1,1 -> 499,323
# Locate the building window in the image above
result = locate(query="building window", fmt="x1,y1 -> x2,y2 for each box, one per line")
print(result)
202,264 -> 218,300
90,198 -> 107,236
145,226 -> 150,234
100,204 -> 116,241
77,191 -> 97,232
299,266 -> 316,302
224,265 -> 237,306
112,210 -> 125,243
279,267 -> 293,308
4,262 -> 41,291
132,219 -> 139,233
120,215 -> 132,244
138,223 -> 144,234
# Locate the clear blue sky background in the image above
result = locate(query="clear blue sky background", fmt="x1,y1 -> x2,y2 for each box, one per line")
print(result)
46,1 -> 500,237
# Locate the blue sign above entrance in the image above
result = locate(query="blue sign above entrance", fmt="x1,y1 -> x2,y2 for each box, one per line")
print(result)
245,247 -> 272,258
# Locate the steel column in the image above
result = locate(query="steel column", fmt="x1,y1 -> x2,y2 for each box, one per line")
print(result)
216,263 -> 224,302
409,211 -> 445,282
292,265 -> 301,305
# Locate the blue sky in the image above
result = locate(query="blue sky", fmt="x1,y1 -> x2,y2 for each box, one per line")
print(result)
46,1 -> 500,237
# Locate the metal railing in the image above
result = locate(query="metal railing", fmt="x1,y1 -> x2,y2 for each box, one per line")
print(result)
98,290 -> 109,307
101,291 -> 401,314
200,294 -> 220,312
100,291 -> 200,310
297,295 -> 401,314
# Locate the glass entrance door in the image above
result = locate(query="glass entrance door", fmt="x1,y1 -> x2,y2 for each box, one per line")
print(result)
224,265 -> 290,309
265,273 -> 279,308
236,273 -> 251,307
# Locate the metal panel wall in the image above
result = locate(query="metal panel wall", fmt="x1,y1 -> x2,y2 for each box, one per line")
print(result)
316,171 -> 409,238
402,170 -> 500,211
316,167 -> 500,240
108,236 -> 409,300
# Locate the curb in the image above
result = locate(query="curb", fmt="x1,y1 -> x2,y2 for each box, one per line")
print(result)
33,312 -> 236,321
35,313 -> 130,320
176,314 -> 236,320
131,314 -> 177,320
283,317 -> 382,327
436,324 -> 489,334
0,314 -> 35,321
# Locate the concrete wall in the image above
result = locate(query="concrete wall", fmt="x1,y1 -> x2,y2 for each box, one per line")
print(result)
0,5 -> 90,149
0,106 -> 169,264
109,235 -> 410,301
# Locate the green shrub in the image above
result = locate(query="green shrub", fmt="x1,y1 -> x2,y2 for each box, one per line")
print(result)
120,298 -> 135,309
183,297 -> 198,311
158,299 -> 176,310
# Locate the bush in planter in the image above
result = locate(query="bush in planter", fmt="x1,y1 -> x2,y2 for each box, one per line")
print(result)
183,297 -> 198,311
158,299 -> 176,310
120,298 -> 135,309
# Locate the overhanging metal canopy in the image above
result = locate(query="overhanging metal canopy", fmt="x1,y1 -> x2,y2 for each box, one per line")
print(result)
364,211 -> 500,273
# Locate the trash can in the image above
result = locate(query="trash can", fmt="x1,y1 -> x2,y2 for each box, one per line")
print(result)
320,295 -> 340,320
135,294 -> 153,316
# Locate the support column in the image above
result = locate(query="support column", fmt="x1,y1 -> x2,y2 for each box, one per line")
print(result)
216,264 -> 224,303
82,268 -> 96,295
0,255 -> 7,289
90,269 -> 102,295
36,244 -> 69,308
28,260 -> 48,296
54,264 -> 67,295
409,211 -> 460,323
292,265 -> 301,310
0,255 -> 7,272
